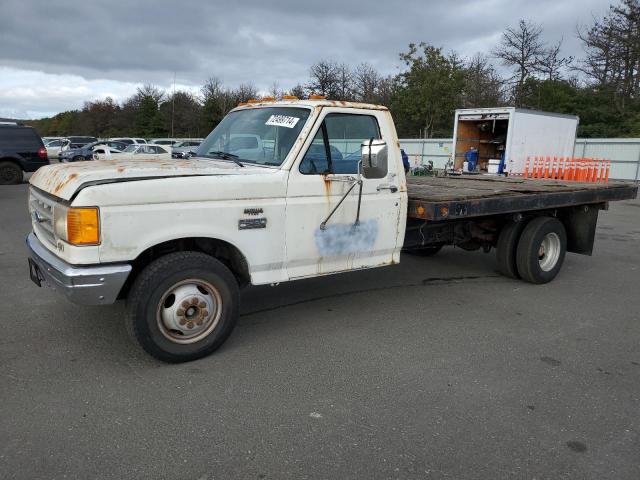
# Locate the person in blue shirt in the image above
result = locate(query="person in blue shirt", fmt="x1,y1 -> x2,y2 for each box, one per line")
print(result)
401,149 -> 410,174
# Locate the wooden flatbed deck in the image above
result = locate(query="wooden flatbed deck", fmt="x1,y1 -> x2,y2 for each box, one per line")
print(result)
407,175 -> 638,221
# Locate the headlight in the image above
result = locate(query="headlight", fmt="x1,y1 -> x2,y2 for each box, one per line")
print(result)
54,205 -> 100,245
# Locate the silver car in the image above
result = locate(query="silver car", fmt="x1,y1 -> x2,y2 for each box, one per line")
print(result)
171,140 -> 202,158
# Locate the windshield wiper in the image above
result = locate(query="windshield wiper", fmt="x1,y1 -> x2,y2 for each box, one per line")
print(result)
206,151 -> 244,167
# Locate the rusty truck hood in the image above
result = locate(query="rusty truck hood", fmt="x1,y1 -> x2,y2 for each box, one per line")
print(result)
29,157 -> 269,200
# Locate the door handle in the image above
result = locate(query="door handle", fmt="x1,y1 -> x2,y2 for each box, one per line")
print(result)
376,184 -> 398,193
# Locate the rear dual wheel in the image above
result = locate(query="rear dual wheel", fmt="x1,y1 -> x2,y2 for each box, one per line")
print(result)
496,220 -> 526,279
496,216 -> 567,284
516,217 -> 566,284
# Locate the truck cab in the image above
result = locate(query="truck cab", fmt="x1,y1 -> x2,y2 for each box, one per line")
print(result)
26,99 -> 407,362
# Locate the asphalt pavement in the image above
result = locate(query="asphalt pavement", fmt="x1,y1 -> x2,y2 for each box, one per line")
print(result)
1,180 -> 639,479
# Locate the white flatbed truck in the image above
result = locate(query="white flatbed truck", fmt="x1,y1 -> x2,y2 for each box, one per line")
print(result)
26,99 -> 638,362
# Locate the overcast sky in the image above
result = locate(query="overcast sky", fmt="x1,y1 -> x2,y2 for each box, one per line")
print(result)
0,0 -> 611,119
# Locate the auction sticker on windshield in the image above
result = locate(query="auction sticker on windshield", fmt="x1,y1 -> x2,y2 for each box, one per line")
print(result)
265,115 -> 300,128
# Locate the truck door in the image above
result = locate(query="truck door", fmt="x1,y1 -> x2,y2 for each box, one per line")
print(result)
285,110 -> 403,279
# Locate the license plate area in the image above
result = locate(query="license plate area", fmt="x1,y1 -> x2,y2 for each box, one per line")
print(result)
28,258 -> 43,287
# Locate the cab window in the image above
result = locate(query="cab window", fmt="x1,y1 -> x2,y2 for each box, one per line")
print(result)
299,113 -> 380,174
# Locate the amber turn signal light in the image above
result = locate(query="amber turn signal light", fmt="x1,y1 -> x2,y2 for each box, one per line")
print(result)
67,207 -> 100,245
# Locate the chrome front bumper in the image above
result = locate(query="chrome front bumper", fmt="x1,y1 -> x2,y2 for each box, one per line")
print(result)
26,233 -> 132,305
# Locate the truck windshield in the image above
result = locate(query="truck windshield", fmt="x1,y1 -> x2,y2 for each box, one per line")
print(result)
196,107 -> 311,167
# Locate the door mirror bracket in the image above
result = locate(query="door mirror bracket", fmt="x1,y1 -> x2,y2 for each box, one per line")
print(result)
319,174 -> 363,230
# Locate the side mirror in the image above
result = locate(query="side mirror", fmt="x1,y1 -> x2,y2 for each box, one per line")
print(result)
361,139 -> 388,179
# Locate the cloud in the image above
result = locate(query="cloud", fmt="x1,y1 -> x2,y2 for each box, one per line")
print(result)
0,67 -> 200,119
0,0 -> 612,118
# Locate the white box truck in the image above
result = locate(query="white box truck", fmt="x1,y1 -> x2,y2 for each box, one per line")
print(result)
452,107 -> 579,174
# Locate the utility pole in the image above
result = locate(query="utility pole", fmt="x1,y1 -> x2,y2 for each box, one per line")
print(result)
171,71 -> 176,137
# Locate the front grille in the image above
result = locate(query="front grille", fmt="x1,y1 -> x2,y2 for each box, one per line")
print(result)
29,187 -> 57,246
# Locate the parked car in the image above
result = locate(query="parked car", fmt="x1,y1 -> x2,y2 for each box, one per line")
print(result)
90,143 -> 127,159
110,137 -> 147,145
171,140 -> 202,158
58,141 -> 128,162
149,138 -> 177,146
0,124 -> 48,184
42,137 -> 65,144
94,143 -> 171,161
45,138 -> 71,159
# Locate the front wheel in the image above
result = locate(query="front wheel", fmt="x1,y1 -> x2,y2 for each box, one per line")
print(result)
516,217 -> 567,284
126,251 -> 240,362
0,161 -> 23,185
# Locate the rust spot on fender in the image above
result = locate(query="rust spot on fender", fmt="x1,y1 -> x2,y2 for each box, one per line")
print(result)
53,172 -> 78,194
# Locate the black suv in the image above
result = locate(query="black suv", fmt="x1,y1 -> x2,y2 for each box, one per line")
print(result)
0,123 -> 49,185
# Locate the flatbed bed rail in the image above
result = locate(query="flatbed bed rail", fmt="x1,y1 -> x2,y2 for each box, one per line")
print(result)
407,176 -> 638,221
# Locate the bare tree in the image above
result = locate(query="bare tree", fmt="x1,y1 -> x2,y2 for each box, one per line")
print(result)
286,84 -> 306,99
335,63 -> 354,100
307,60 -> 340,97
577,0 -> 640,111
201,77 -> 224,101
538,39 -> 573,80
269,81 -> 281,99
353,62 -> 380,103
462,53 -> 505,107
234,83 -> 259,103
201,76 -> 230,124
492,19 -> 546,104
375,75 -> 397,107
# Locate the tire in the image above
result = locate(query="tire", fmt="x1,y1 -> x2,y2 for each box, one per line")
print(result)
126,251 -> 240,362
72,156 -> 84,162
516,217 -> 567,284
405,245 -> 443,256
0,161 -> 23,185
496,220 -> 527,278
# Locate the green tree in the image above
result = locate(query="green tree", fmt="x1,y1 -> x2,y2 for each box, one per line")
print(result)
159,91 -> 202,137
392,43 -> 466,137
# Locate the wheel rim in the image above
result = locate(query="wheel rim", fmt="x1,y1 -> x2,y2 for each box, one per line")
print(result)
538,232 -> 561,272
156,279 -> 223,344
